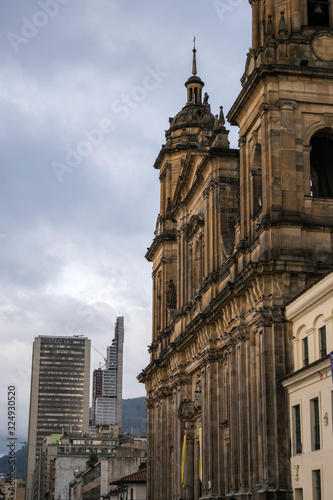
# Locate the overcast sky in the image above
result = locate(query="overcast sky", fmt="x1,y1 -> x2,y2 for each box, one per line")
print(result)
0,0 -> 251,456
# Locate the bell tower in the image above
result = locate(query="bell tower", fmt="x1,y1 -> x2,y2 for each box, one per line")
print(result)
250,0 -> 332,49
228,0 -> 333,261
225,7 -> 333,496
140,10 -> 333,500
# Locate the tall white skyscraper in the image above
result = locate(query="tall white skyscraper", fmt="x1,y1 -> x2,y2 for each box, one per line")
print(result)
92,316 -> 124,427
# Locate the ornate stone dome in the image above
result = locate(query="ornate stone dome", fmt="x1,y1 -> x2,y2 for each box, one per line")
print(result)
168,43 -> 215,132
169,102 -> 215,131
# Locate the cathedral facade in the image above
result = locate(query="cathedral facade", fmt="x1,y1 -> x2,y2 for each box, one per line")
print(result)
138,1 -> 333,499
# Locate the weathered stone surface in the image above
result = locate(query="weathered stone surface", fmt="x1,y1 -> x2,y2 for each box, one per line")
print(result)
139,7 -> 333,499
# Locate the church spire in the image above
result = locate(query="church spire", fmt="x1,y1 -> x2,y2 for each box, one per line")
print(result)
192,36 -> 197,76
185,38 -> 204,105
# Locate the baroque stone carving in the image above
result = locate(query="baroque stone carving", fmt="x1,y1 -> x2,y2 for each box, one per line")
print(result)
166,279 -> 177,309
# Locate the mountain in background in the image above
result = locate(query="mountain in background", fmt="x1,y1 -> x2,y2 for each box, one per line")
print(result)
0,444 -> 27,478
0,397 -> 147,477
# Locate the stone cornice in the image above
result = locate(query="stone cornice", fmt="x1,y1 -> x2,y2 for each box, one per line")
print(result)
145,229 -> 177,262
285,270 -> 333,321
282,354 -> 330,387
227,63 -> 333,126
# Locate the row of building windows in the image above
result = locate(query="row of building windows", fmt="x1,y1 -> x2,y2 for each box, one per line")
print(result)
38,388 -> 84,394
37,417 -> 83,423
71,441 -> 115,446
39,378 -> 85,384
38,397 -> 84,402
41,348 -> 85,354
39,376 -> 84,381
57,446 -> 112,453
41,338 -> 86,344
40,360 -> 85,365
39,380 -> 84,386
40,354 -> 85,360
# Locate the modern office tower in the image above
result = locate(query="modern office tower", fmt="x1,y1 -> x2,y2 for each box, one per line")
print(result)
25,336 -> 90,500
92,316 -> 124,427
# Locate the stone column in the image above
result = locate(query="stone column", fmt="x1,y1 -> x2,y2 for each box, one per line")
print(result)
213,184 -> 220,271
160,399 -> 168,497
146,403 -> 154,500
249,329 -> 259,488
160,173 -> 166,217
152,271 -> 157,343
277,100 -> 298,215
251,0 -> 260,50
237,341 -> 248,493
193,425 -> 202,500
291,0 -> 302,33
228,345 -> 238,493
238,136 -> 248,241
184,422 -> 194,500
206,186 -> 214,274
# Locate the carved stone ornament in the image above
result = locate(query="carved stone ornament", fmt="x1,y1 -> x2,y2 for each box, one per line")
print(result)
324,412 -> 329,426
238,135 -> 246,148
278,11 -> 288,36
178,399 -> 195,421
276,99 -> 297,110
312,33 -> 333,62
259,102 -> 269,115
244,50 -> 255,79
266,15 -> 274,37
166,279 -> 177,309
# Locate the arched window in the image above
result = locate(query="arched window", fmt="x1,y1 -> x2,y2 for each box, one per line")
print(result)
307,0 -> 330,27
310,129 -> 333,197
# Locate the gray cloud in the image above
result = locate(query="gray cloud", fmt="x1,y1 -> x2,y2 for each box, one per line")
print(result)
0,0 -> 251,456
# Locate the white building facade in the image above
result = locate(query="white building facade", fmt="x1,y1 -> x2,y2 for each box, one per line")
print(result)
283,272 -> 333,500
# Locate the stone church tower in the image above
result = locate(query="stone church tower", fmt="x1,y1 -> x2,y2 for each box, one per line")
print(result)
139,2 -> 333,498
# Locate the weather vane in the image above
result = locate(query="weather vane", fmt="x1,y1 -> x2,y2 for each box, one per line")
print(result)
193,36 -> 196,50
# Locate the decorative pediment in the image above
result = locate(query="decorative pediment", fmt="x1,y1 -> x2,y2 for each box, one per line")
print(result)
173,153 -> 206,208
178,399 -> 196,421
186,214 -> 204,239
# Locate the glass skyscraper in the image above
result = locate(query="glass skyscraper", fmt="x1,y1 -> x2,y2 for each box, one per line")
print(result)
92,316 -> 124,427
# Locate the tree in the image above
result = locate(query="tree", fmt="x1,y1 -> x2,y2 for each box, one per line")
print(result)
86,451 -> 98,469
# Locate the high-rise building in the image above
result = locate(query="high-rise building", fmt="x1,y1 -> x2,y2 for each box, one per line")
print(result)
139,4 -> 333,499
25,336 -> 90,500
92,316 -> 124,427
